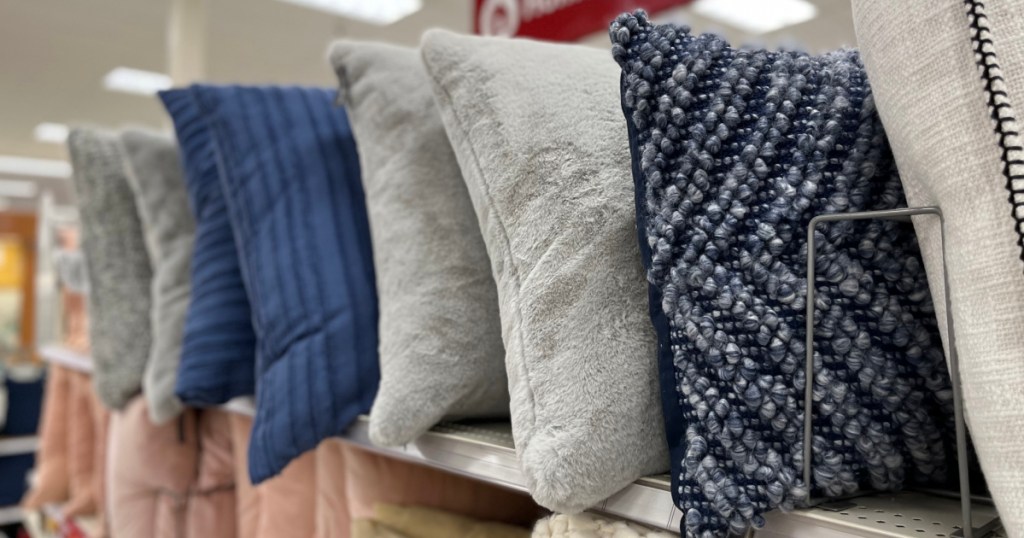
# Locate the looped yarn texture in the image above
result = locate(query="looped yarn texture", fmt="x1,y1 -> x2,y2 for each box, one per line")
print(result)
611,11 -> 955,537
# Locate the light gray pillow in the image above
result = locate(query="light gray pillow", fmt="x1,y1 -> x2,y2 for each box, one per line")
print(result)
329,40 -> 509,446
853,0 -> 1024,533
120,129 -> 195,424
68,128 -> 153,410
421,30 -> 668,513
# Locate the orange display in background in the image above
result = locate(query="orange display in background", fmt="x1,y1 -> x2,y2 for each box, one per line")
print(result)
0,212 -> 37,363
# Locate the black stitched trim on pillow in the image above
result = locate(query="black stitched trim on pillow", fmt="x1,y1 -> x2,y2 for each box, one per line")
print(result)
611,11 -> 956,537
963,0 -> 1024,267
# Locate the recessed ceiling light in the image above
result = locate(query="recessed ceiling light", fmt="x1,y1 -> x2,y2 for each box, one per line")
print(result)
691,0 -> 818,35
34,123 -> 70,144
275,0 -> 421,25
103,67 -> 173,96
0,156 -> 71,179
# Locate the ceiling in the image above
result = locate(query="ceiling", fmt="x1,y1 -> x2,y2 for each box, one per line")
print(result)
0,0 -> 857,168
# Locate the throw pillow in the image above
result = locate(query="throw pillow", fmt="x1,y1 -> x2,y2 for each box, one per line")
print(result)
68,128 -> 152,410
158,90 -> 258,406
120,129 -> 195,424
328,40 -> 509,446
612,11 -> 954,536
190,84 -> 379,482
853,0 -> 1024,533
421,29 -> 668,513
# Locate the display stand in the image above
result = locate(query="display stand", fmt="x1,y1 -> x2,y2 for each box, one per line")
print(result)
806,207 -> 1000,538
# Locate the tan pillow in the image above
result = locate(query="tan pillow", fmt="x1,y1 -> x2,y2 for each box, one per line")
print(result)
368,504 -> 529,538
336,440 -> 543,526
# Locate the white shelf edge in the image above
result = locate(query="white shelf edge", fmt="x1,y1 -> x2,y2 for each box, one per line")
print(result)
0,505 -> 23,526
0,435 -> 38,456
36,345 -> 92,374
221,396 -> 255,417
338,419 -> 1006,538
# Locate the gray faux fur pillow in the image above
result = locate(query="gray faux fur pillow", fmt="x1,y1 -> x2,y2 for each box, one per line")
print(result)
68,128 -> 153,410
421,30 -> 668,513
120,129 -> 195,424
329,40 -> 509,446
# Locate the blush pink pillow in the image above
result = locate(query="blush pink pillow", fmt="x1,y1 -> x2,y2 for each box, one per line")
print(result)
21,365 -> 72,509
229,413 -> 316,538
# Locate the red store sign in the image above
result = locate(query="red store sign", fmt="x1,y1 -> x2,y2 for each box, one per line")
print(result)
474,0 -> 690,42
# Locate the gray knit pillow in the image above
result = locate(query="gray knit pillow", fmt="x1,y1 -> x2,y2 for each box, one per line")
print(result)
68,128 -> 152,410
422,30 -> 668,513
120,129 -> 195,424
329,40 -> 509,446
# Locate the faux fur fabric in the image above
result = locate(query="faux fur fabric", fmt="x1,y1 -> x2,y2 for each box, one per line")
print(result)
612,11 -> 955,537
329,40 -> 509,446
68,128 -> 152,410
120,129 -> 195,425
852,2 -> 1024,534
421,30 -> 668,513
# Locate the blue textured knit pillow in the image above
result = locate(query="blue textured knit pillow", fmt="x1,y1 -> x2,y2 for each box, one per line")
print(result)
159,89 -> 258,406
611,12 -> 955,537
191,84 -> 379,482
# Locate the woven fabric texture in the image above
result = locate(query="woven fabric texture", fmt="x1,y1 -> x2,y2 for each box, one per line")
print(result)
612,11 -> 955,537
159,90 -> 258,407
190,84 -> 379,483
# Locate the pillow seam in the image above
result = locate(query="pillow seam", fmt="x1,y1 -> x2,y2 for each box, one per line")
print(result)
427,62 -> 539,442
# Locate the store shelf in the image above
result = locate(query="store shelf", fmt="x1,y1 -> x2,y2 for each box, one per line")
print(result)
221,396 -> 255,417
0,505 -> 22,526
37,345 -> 92,374
338,419 -> 1006,538
214,398 -> 1004,537
0,435 -> 38,456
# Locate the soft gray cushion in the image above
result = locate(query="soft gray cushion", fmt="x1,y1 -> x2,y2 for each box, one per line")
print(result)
68,128 -> 153,410
120,129 -> 195,424
853,0 -> 1024,532
329,40 -> 509,446
421,30 -> 668,513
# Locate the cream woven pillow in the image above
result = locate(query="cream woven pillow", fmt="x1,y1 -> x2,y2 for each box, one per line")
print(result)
853,1 -> 1024,533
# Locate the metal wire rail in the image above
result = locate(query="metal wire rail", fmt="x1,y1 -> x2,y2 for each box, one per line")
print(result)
805,207 -> 1000,538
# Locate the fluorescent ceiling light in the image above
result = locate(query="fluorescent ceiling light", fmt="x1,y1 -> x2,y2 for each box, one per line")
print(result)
0,156 -> 70,179
34,123 -> 69,144
692,0 -> 818,34
0,180 -> 38,199
103,67 -> 172,96
275,0 -> 421,25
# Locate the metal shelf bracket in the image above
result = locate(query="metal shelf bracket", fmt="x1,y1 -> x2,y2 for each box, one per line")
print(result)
805,206 -> 1000,538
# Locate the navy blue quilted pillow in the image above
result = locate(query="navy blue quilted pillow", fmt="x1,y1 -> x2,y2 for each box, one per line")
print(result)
191,84 -> 379,482
159,89 -> 258,406
611,11 -> 955,537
